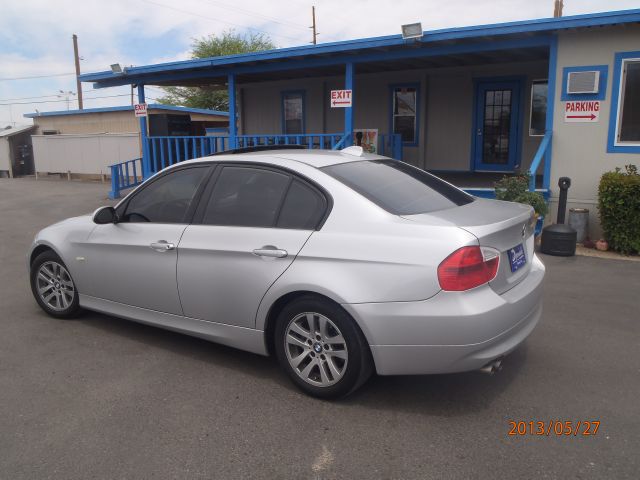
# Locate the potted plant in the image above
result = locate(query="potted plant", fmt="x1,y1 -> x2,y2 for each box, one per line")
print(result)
494,173 -> 549,220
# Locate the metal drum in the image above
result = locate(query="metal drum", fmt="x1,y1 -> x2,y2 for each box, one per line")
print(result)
568,208 -> 589,243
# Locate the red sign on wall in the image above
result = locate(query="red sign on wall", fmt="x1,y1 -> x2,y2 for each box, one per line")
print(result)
330,90 -> 352,108
564,101 -> 600,122
134,103 -> 148,118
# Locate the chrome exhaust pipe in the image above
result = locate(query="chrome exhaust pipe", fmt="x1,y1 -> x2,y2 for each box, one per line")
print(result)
479,359 -> 503,374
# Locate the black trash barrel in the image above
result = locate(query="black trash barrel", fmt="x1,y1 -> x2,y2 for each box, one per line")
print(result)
540,224 -> 577,256
540,177 -> 577,256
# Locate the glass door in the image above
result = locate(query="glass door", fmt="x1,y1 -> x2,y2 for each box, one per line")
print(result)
473,81 -> 521,171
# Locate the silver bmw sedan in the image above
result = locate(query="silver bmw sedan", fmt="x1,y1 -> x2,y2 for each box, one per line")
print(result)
28,146 -> 544,399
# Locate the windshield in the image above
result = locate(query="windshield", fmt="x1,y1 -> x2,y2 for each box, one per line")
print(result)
322,160 -> 474,215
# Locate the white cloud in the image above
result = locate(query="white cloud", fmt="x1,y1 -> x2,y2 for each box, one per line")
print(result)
1,0 -> 639,126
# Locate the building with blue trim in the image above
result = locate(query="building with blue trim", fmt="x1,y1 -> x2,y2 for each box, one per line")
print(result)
80,9 -> 640,236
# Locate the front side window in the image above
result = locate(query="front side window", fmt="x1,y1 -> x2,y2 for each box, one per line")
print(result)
282,92 -> 304,135
392,86 -> 418,144
323,160 -> 473,215
616,59 -> 640,143
122,167 -> 208,223
529,80 -> 548,136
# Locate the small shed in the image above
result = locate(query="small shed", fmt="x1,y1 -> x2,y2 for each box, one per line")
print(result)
0,125 -> 36,178
23,105 -> 228,179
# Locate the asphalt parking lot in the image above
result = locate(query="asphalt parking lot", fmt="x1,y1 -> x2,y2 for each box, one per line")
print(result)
1,177 -> 639,479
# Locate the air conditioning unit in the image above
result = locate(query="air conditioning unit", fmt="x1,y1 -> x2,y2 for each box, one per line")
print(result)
567,70 -> 600,94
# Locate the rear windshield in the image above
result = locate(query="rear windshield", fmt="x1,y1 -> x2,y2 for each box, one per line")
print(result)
322,160 -> 474,215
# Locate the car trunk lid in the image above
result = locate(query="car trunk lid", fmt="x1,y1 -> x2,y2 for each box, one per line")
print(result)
402,198 -> 535,294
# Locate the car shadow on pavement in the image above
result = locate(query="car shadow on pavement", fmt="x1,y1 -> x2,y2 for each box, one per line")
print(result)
76,309 -> 526,414
344,346 -> 527,415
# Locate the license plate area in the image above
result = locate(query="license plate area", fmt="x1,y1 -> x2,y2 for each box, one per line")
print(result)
508,243 -> 527,273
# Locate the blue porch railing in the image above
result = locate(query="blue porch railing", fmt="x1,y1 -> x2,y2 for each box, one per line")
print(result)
108,157 -> 143,200
236,133 -> 346,149
146,136 -> 230,175
108,132 -> 405,198
527,131 -> 552,191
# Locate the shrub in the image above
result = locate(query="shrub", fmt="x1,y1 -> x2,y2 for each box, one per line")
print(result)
494,173 -> 548,217
598,164 -> 640,254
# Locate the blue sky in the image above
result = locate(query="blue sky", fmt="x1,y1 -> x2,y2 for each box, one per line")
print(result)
1,0 -> 638,127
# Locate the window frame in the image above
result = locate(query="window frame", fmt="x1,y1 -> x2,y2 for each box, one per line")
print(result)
389,83 -> 420,147
191,162 -> 332,231
608,51 -> 640,153
281,90 -> 306,135
529,79 -> 548,137
115,164 -> 213,225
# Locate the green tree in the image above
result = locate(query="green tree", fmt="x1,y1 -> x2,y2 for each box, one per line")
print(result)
158,31 -> 275,111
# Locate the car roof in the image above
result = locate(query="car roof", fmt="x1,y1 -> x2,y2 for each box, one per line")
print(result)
179,148 -> 387,169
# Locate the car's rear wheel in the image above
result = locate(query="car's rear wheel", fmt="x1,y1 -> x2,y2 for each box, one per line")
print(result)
275,295 -> 372,399
30,250 -> 82,319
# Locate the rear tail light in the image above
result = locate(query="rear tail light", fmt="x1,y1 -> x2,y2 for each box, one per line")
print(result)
437,246 -> 500,291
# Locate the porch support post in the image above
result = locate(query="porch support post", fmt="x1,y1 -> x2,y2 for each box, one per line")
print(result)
228,73 -> 237,149
344,62 -> 354,146
137,84 -> 151,179
543,35 -> 558,191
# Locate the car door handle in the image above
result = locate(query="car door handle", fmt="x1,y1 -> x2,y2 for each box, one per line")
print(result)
252,246 -> 288,258
150,241 -> 175,252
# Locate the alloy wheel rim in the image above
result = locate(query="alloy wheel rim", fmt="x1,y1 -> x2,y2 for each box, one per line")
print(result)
284,312 -> 348,387
36,261 -> 75,312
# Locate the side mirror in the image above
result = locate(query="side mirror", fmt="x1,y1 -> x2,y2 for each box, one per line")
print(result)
93,206 -> 118,224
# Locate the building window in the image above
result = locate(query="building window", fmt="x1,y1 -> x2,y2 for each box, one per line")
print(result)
282,92 -> 304,135
391,85 -> 419,144
529,80 -> 548,136
616,59 -> 640,143
608,51 -> 640,153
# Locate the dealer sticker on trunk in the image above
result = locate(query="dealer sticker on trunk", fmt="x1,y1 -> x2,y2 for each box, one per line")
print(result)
508,244 -> 527,273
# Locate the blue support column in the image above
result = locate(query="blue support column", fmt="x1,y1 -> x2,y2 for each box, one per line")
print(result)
138,84 -> 151,179
543,35 -> 558,191
228,73 -> 237,149
344,62 -> 354,147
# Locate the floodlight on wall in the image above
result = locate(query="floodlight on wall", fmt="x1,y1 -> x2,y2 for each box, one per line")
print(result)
401,23 -> 423,40
110,63 -> 123,74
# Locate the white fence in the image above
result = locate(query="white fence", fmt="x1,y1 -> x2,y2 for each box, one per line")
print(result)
32,134 -> 140,176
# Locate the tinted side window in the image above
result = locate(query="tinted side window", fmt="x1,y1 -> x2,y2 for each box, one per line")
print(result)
323,160 -> 474,215
123,167 -> 208,223
277,180 -> 325,229
203,167 -> 290,227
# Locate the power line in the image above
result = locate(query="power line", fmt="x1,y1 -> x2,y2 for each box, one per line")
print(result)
0,72 -> 76,82
140,0 -> 301,42
0,93 -> 133,107
0,93 -> 68,102
196,0 -> 310,31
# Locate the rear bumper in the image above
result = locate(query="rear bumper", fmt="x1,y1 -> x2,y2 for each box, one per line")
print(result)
343,254 -> 545,375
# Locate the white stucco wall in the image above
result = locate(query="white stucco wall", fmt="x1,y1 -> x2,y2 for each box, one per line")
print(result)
0,138 -> 10,174
32,134 -> 140,175
549,25 -> 640,238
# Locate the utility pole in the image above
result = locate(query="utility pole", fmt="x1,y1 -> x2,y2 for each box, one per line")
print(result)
72,34 -> 83,109
553,0 -> 564,18
310,6 -> 318,45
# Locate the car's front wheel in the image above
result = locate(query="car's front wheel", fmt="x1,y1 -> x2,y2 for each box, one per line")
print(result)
30,250 -> 82,319
275,296 -> 372,399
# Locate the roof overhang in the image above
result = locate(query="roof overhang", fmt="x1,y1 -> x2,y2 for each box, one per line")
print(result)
79,9 -> 640,89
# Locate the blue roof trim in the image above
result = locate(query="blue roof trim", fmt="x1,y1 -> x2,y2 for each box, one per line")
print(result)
80,8 -> 640,85
24,104 -> 228,118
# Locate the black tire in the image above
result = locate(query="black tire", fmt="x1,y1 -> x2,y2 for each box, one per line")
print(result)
274,295 -> 372,399
30,250 -> 82,319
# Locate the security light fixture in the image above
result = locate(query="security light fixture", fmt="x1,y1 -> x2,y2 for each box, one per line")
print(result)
110,63 -> 123,74
401,23 -> 423,40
